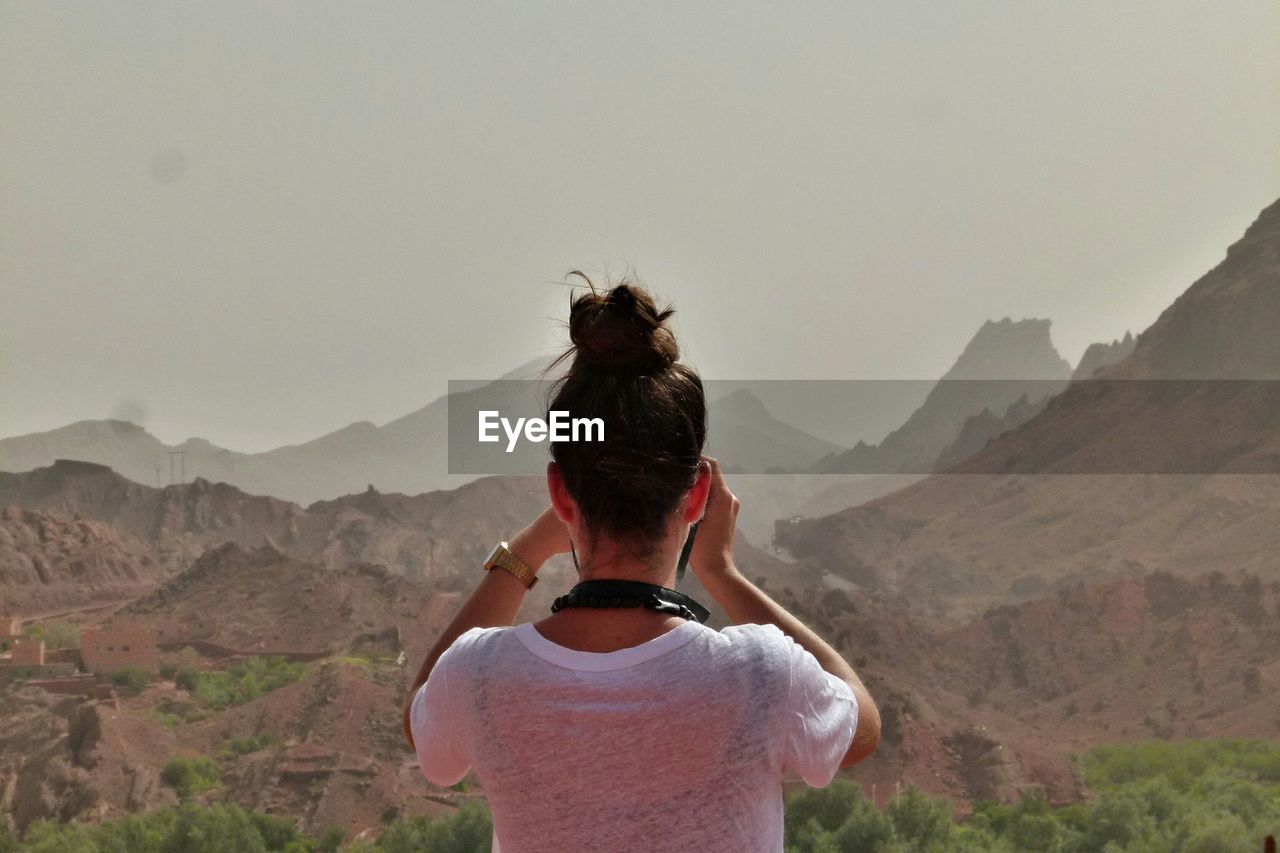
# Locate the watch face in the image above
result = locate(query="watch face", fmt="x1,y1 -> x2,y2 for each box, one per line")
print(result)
485,543 -> 504,566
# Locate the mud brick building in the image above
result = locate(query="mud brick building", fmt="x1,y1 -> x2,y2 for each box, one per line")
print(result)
0,616 -> 22,651
9,639 -> 44,666
80,624 -> 159,674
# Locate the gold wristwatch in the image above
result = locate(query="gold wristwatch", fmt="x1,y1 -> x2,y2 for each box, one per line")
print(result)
483,541 -> 539,589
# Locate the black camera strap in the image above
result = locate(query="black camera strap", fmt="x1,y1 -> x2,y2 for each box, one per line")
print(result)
558,521 -> 708,621
551,579 -> 710,623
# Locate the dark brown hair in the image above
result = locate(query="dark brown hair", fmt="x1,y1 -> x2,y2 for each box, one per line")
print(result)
546,274 -> 707,555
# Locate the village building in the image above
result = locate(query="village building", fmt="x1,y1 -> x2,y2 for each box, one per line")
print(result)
0,616 -> 22,651
80,623 -> 159,674
10,638 -> 45,666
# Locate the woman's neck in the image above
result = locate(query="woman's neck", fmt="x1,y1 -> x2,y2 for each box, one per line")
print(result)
572,532 -> 681,588
576,545 -> 680,584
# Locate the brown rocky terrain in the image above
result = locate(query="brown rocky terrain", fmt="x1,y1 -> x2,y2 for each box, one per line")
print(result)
0,506 -> 164,614
0,527 -> 807,835
0,684 -> 178,831
0,461 -> 553,593
0,653 -> 463,837
770,569 -> 1280,806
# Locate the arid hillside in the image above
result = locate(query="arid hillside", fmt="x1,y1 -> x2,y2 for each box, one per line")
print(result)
0,461 -> 552,590
0,506 -> 165,614
771,569 -> 1280,807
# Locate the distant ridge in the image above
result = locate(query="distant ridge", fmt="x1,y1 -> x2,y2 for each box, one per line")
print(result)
0,364 -> 843,500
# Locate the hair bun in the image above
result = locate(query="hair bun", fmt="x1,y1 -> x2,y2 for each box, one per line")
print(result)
567,279 -> 679,371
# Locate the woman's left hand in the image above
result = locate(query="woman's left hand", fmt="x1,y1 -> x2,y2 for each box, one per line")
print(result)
509,505 -> 572,571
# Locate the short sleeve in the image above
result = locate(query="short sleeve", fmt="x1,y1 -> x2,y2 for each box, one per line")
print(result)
409,642 -> 472,787
775,628 -> 858,787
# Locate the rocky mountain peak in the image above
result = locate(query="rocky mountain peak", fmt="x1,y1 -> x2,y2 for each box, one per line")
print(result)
945,317 -> 1072,381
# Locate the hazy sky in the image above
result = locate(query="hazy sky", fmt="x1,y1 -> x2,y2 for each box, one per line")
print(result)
3,1 -> 1278,453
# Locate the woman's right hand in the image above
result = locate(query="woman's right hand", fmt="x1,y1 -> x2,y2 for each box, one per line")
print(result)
509,505 -> 572,572
689,456 -> 740,583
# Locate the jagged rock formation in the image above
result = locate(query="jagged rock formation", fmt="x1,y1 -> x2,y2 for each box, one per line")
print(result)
933,394 -> 1048,471
1072,332 -> 1136,380
0,506 -> 164,613
811,318 -> 1072,474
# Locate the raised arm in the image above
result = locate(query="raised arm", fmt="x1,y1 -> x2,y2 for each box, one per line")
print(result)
401,506 -> 569,749
690,457 -> 881,768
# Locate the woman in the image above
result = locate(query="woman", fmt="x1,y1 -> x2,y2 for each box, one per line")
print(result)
403,279 -> 879,852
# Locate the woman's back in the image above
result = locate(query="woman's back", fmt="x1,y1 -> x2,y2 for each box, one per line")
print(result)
404,280 -> 878,850
411,620 -> 858,853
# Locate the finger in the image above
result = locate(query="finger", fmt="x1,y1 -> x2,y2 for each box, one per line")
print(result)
702,456 -> 729,493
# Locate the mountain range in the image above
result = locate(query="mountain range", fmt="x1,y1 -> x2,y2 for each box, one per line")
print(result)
778,198 -> 1280,616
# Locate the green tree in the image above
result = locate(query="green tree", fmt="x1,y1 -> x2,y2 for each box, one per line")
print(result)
363,800 -> 493,853
110,666 -> 151,697
0,822 -> 19,853
784,780 -> 863,845
886,787 -> 954,851
160,757 -> 221,800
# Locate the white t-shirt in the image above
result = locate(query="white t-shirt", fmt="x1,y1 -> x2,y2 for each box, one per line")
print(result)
409,619 -> 858,853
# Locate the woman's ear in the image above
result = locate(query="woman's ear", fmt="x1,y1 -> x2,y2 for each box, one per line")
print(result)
682,460 -> 712,523
547,461 -> 577,526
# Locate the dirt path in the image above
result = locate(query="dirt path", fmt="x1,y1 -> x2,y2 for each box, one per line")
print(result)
14,599 -> 134,627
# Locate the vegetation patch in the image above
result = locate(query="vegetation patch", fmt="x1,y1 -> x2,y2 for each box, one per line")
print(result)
7,802 -> 342,852
175,656 -> 309,710
781,739 -> 1280,852
20,619 -> 79,650
160,757 -> 221,800
109,666 -> 151,697
221,733 -> 283,758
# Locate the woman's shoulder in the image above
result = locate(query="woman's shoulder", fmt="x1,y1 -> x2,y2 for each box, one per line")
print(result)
456,624 -> 516,647
714,622 -> 788,644
701,622 -> 794,663
438,625 -> 518,664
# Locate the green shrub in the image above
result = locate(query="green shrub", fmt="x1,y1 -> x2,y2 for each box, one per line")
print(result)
778,740 -> 1280,852
21,619 -> 79,650
154,712 -> 184,729
354,800 -> 493,853
110,665 -> 151,696
224,733 -> 283,757
160,756 -> 221,800
176,657 -> 309,710
1083,738 -> 1280,789
19,802 -> 310,851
